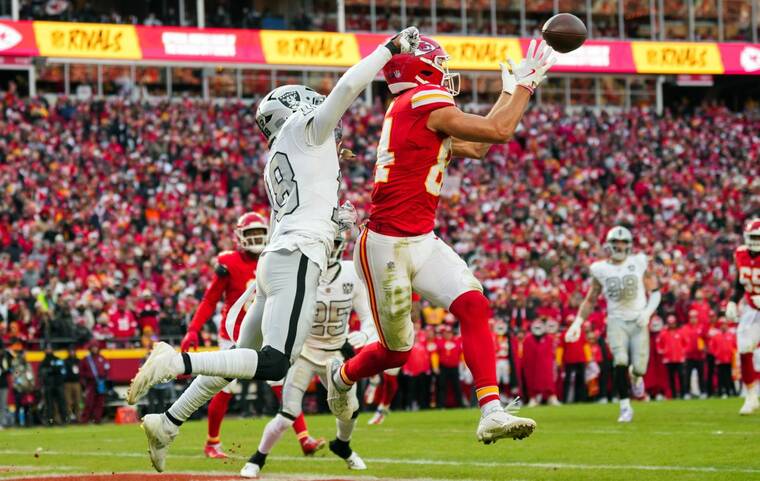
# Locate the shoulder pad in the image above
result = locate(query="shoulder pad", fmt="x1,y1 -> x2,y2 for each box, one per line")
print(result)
410,85 -> 456,110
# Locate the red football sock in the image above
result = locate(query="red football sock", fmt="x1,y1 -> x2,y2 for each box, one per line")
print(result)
380,373 -> 399,407
271,384 -> 283,402
741,353 -> 757,386
450,291 -> 500,407
207,391 -> 233,443
343,342 -> 410,384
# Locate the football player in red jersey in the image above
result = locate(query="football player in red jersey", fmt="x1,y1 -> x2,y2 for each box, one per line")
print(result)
726,218 -> 760,415
178,212 -> 323,458
326,37 -> 557,444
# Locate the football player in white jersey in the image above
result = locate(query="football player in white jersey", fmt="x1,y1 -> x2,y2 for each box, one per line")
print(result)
240,234 -> 376,478
125,27 -> 421,473
565,226 -> 661,423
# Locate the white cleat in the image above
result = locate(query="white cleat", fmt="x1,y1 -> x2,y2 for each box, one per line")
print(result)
127,342 -> 180,405
345,451 -> 367,470
240,462 -> 261,478
326,358 -> 358,422
739,396 -> 759,415
617,405 -> 634,423
476,409 -> 536,444
141,413 -> 178,473
367,409 -> 387,425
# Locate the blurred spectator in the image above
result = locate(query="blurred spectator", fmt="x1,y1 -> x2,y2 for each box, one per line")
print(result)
63,345 -> 82,423
11,348 -> 36,426
401,330 -> 433,411
522,320 -> 560,406
657,315 -> 688,399
0,342 -> 11,427
435,326 -> 464,408
560,324 -> 588,403
709,319 -> 737,398
108,298 -> 138,342
38,345 -> 68,425
681,310 -> 707,398
80,342 -> 110,424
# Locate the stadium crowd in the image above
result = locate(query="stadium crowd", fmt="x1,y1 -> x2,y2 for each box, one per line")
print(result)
0,87 -> 758,426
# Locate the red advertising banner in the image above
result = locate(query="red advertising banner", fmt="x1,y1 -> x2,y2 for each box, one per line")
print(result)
522,38 -> 637,74
0,20 -> 38,57
719,43 -> 760,75
137,26 -> 265,63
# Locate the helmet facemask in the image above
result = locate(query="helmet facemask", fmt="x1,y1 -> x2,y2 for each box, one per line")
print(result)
236,226 -> 268,254
746,232 -> 760,252
419,54 -> 460,96
605,239 -> 632,262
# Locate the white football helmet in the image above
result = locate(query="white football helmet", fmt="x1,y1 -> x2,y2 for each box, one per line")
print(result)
255,85 -> 325,145
744,218 -> 760,252
235,212 -> 269,254
604,226 -> 633,262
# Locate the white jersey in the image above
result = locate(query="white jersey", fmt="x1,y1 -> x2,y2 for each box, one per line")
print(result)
303,260 -> 373,354
590,252 -> 648,323
263,106 -> 340,273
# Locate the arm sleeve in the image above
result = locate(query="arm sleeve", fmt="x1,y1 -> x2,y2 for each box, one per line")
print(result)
306,46 -> 392,146
352,280 -> 378,344
187,270 -> 228,333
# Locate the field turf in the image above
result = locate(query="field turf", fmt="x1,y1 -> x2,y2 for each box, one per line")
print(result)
0,398 -> 759,481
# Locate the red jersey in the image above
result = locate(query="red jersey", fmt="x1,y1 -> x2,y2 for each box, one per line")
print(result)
188,250 -> 258,341
736,246 -> 760,310
368,84 -> 456,236
436,336 -> 462,368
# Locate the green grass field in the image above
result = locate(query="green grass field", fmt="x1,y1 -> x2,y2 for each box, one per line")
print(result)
1,398 -> 759,481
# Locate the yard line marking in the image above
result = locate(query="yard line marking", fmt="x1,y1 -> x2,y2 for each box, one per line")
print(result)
1,449 -> 759,475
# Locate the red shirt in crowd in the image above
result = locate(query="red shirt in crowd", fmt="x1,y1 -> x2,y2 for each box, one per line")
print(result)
708,330 -> 736,364
108,307 -> 137,339
680,322 -> 706,361
436,334 -> 462,369
561,331 -> 589,364
657,327 -> 687,364
403,339 -> 432,376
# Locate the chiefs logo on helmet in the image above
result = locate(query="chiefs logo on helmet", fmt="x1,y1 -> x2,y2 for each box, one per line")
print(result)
382,36 -> 460,96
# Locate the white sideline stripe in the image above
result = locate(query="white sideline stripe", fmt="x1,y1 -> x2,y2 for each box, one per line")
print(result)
1,449 -> 759,475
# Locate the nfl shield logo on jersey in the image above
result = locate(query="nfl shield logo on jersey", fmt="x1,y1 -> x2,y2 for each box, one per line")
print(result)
343,282 -> 353,295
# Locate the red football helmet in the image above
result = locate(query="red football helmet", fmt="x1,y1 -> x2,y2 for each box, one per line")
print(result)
744,218 -> 760,252
235,212 -> 269,254
382,36 -> 460,96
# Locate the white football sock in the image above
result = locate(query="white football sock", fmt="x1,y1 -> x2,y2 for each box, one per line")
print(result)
167,375 -> 230,423
258,414 -> 293,455
481,399 -> 502,417
620,398 -> 631,410
336,416 -> 356,442
187,349 -> 259,379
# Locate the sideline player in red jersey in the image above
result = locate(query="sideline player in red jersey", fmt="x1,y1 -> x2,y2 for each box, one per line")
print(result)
178,212 -> 323,457
726,218 -> 760,415
326,37 -> 557,444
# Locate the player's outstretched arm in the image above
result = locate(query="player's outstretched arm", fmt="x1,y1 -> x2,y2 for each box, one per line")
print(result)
565,278 -> 601,342
637,264 -> 661,328
307,27 -> 420,146
430,39 -> 556,150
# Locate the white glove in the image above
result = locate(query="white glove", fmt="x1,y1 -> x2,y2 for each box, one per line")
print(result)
337,200 -> 357,233
387,26 -> 420,54
506,39 -> 557,94
726,301 -> 738,322
347,331 -> 369,350
564,316 -> 583,343
636,311 -> 651,328
498,61 -> 517,95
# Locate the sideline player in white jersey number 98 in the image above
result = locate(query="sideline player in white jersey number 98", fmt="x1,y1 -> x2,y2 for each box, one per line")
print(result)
565,226 -> 661,423
125,27 -> 421,473
240,234 -> 377,478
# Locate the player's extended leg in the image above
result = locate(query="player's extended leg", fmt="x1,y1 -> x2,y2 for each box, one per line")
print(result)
737,309 -> 760,415
241,356 -> 317,478
128,251 -> 319,403
630,325 -> 650,400
327,229 -> 414,420
607,322 -> 633,422
270,383 -> 325,455
137,280 -> 266,472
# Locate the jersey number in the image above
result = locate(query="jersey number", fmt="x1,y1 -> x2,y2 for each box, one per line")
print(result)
311,299 -> 352,337
266,152 -> 299,221
373,110 -> 451,197
605,275 -> 638,302
739,267 -> 760,294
